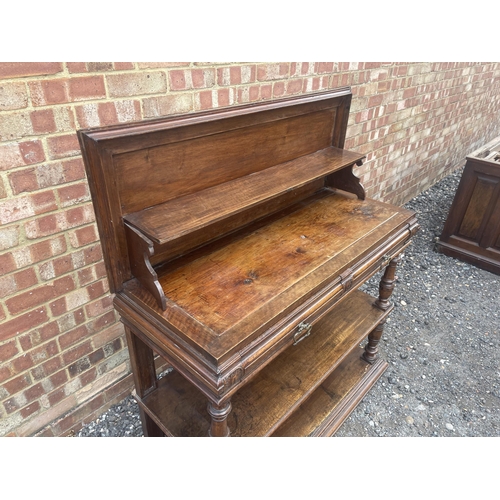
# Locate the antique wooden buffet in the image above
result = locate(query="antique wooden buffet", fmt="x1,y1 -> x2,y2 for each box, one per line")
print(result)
78,88 -> 419,437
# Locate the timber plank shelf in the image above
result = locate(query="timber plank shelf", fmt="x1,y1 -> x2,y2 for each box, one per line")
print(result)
123,146 -> 365,245
135,290 -> 391,437
78,88 -> 419,437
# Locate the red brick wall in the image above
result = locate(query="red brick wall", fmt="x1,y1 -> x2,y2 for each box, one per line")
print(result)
1,62 -> 499,436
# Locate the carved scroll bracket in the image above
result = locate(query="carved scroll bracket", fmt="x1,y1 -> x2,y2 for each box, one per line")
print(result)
125,223 -> 167,310
326,161 -> 366,200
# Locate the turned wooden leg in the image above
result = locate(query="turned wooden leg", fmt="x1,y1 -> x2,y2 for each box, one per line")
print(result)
373,253 -> 401,311
207,400 -> 232,437
363,321 -> 385,364
125,326 -> 163,437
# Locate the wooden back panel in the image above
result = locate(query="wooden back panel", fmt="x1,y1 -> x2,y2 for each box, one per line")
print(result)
116,109 -> 335,215
78,88 -> 352,292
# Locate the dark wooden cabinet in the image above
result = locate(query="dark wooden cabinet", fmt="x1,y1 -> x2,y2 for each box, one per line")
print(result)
78,88 -> 418,436
437,136 -> 500,275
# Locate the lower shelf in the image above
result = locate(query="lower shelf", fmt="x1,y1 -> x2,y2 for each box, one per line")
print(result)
135,289 -> 391,436
272,348 -> 387,436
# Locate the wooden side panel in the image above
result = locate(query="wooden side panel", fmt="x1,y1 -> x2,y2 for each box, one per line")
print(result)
114,109 -> 336,215
458,176 -> 497,240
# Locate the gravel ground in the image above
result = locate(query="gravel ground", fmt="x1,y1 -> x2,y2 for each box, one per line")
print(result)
77,167 -> 499,437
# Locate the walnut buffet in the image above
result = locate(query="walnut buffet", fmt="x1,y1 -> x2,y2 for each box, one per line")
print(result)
78,88 -> 418,437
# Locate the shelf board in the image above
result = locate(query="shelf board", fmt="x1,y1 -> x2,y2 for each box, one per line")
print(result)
123,146 -> 364,245
135,289 -> 390,437
272,348 -> 387,437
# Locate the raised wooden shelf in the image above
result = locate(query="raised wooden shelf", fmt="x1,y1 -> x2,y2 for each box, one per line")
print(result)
134,289 -> 391,437
124,147 -> 365,245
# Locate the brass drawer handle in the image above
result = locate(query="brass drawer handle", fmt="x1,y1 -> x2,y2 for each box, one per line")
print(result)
293,322 -> 312,345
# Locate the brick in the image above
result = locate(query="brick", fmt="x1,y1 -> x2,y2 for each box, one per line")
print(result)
57,183 -> 90,207
29,79 -> 69,106
68,76 -> 106,101
77,266 -> 97,286
28,340 -> 59,364
0,274 -> 16,299
24,203 -> 94,239
143,94 -> 193,117
0,177 -> 6,199
8,168 -> 38,194
0,142 -> 27,170
75,100 -> 141,128
58,325 -> 89,350
97,350 -> 129,376
64,287 -> 90,312
87,279 -> 106,300
273,82 -> 285,97
368,94 -> 384,108
35,163 -> 65,188
0,226 -> 20,251
92,322 -> 124,350
0,63 -> 63,79
19,321 -> 59,352
68,357 -> 91,377
31,191 -> 58,214
20,401 -> 41,419
0,307 -> 49,342
6,285 -> 56,315
25,235 -> 67,266
0,110 -> 34,141
14,268 -> 37,289
169,69 -> 215,90
93,310 -> 117,331
57,308 -> 85,333
86,62 -> 113,72
24,382 -> 45,403
0,81 -> 28,111
137,62 -> 189,69
79,367 -> 97,388
107,72 -> 167,97
68,224 -> 98,248
62,341 -> 93,366
0,253 -> 17,275
103,337 -> 122,358
257,63 -> 289,81
11,352 -> 34,375
62,158 -> 86,182
286,79 -> 303,95
18,140 -> 45,167
49,297 -> 66,316
46,133 -> 81,159
85,295 -> 113,318
3,394 -> 28,414
66,62 -> 88,73
0,196 -> 34,224
315,62 -> 335,73
0,340 -> 19,362
83,243 -> 102,265
2,373 -> 31,396
0,366 -> 11,384
30,109 -> 57,134
113,62 -> 135,70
